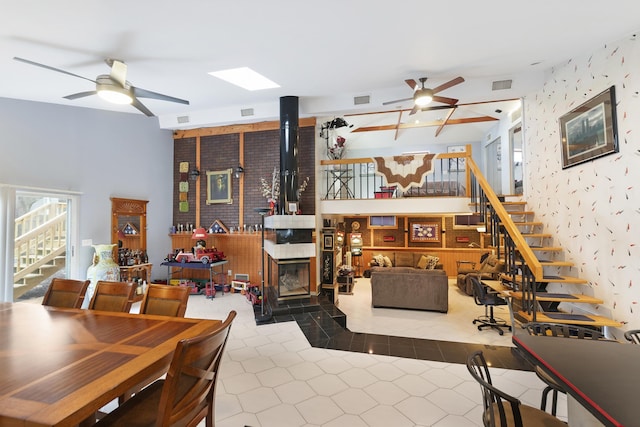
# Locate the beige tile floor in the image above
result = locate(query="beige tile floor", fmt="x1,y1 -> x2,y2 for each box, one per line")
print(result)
175,278 -> 568,427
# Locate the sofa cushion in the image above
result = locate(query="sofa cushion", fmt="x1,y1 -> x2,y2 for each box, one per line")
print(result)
382,256 -> 393,267
395,252 -> 414,267
425,255 -> 440,270
416,255 -> 429,269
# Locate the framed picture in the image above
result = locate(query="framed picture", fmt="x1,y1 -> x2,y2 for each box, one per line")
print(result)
559,86 -> 619,169
206,169 -> 232,204
410,222 -> 440,242
323,234 -> 334,250
447,145 -> 466,171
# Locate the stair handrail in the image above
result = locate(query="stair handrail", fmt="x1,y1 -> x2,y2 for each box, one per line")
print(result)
466,157 -> 543,280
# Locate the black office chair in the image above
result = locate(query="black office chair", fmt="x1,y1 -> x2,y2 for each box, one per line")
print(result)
466,350 -> 566,427
469,275 -> 511,335
624,329 -> 640,344
523,322 -> 614,416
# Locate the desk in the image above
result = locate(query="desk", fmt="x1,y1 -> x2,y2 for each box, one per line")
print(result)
513,333 -> 635,427
161,260 -> 229,292
0,302 -> 219,426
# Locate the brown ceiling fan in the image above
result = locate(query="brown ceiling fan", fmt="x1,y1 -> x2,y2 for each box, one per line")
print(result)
383,76 -> 464,115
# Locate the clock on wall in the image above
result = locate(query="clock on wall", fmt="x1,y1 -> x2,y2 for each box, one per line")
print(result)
351,221 -> 360,231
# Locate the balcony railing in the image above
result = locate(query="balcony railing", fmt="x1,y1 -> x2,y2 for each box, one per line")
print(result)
319,151 -> 469,200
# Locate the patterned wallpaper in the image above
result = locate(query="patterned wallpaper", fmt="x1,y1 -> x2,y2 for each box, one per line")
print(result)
523,32 -> 640,331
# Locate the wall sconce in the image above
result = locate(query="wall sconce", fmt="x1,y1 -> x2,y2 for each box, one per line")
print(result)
234,165 -> 244,179
189,168 -> 200,180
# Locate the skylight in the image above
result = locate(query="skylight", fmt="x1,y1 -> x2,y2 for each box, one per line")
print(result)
208,67 -> 280,91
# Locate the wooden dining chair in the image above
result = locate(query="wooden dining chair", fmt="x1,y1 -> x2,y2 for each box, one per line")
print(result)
42,278 -> 90,309
96,310 -> 237,427
88,281 -> 136,313
523,321 -> 615,416
467,350 -> 566,427
140,284 -> 190,317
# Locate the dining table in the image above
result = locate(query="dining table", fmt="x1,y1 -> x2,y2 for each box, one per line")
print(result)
513,332 -> 638,427
0,302 -> 220,427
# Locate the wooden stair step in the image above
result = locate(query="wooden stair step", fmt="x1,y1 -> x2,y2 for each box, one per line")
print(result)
511,259 -> 574,267
508,211 -> 534,216
526,246 -> 563,252
502,273 -> 588,285
516,310 -> 622,328
509,292 -> 602,304
510,221 -> 543,226
521,233 -> 553,238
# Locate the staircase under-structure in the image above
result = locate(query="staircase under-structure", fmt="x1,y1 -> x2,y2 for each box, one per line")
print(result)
467,160 -> 621,329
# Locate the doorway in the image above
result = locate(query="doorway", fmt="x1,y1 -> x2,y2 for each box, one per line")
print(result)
485,137 -> 502,195
0,188 -> 78,302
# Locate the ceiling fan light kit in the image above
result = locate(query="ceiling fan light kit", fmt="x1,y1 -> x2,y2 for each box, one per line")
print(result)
96,75 -> 133,104
413,89 -> 433,107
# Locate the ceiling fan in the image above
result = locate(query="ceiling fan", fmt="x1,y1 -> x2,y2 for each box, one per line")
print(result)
13,57 -> 189,117
383,76 -> 464,115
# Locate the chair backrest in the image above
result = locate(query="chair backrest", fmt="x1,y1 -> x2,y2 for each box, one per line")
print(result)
157,310 -> 237,427
88,281 -> 136,312
624,329 -> 640,344
140,284 -> 190,317
42,278 -> 90,309
467,350 -> 524,427
469,275 -> 488,305
523,322 -> 605,340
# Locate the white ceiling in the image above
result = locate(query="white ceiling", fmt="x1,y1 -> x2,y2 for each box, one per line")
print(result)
2,0 -> 640,141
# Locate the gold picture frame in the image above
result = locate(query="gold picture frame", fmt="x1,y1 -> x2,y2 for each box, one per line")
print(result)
206,169 -> 232,204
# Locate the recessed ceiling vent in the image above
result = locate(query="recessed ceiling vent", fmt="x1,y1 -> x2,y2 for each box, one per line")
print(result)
177,115 -> 190,124
241,108 -> 254,117
354,95 -> 370,105
492,80 -> 512,91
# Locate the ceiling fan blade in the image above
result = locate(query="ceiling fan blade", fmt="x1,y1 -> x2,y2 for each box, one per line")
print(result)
432,95 -> 458,105
108,59 -> 128,87
133,87 -> 190,105
64,91 -> 97,100
131,97 -> 155,117
409,104 -> 419,115
431,76 -> 464,94
382,97 -> 412,106
405,79 -> 418,90
13,57 -> 97,84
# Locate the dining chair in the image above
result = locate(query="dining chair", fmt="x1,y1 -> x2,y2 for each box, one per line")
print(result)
624,329 -> 640,344
467,350 -> 566,427
523,321 -> 614,416
88,281 -> 136,313
140,284 -> 190,317
469,275 -> 511,335
42,278 -> 90,309
96,310 -> 237,427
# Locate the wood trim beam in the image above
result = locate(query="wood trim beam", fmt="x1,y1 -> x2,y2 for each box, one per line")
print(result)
351,116 -> 498,133
173,117 -> 317,139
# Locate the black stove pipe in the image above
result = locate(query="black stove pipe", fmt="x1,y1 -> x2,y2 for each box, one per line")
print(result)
279,96 -> 299,214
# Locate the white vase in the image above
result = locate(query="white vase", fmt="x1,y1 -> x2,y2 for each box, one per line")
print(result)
83,244 -> 120,308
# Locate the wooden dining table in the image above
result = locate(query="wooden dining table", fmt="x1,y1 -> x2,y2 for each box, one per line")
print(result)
0,302 -> 220,427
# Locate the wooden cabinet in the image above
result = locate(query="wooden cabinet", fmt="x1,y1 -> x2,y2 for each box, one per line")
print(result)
111,198 -> 149,276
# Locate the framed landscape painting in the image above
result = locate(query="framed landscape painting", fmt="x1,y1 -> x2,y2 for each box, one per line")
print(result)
559,86 -> 619,169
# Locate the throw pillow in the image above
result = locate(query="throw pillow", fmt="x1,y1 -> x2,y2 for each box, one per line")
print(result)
373,254 -> 385,267
426,255 -> 440,270
416,255 -> 429,269
383,256 -> 393,267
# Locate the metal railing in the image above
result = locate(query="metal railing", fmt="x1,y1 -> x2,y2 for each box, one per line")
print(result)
319,152 -> 469,200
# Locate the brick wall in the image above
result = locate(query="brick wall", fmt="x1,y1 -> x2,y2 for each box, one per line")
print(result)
173,125 -> 315,230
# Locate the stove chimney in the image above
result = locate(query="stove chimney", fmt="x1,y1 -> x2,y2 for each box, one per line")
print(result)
279,96 -> 299,214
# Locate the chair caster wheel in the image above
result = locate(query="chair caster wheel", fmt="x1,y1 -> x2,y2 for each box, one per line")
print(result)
478,326 -> 482,331
498,330 -> 504,336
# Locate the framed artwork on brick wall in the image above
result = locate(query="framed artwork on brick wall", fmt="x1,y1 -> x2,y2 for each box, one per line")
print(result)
410,222 -> 440,242
206,169 -> 232,204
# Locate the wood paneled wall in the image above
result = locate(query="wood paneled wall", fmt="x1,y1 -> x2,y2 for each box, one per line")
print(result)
169,233 -> 317,291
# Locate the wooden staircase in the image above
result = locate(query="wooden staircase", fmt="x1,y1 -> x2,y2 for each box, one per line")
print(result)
492,200 -> 621,328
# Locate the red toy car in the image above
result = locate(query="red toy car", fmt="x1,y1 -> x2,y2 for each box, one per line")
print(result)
174,248 -> 225,264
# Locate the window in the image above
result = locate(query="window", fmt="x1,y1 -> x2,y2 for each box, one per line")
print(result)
369,216 -> 396,228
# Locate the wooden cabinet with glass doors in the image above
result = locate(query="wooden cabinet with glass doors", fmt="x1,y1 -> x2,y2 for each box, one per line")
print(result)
111,197 -> 151,283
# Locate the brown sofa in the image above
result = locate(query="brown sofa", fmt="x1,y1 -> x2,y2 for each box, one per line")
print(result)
367,251 -> 443,270
456,253 -> 505,296
370,267 -> 448,312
